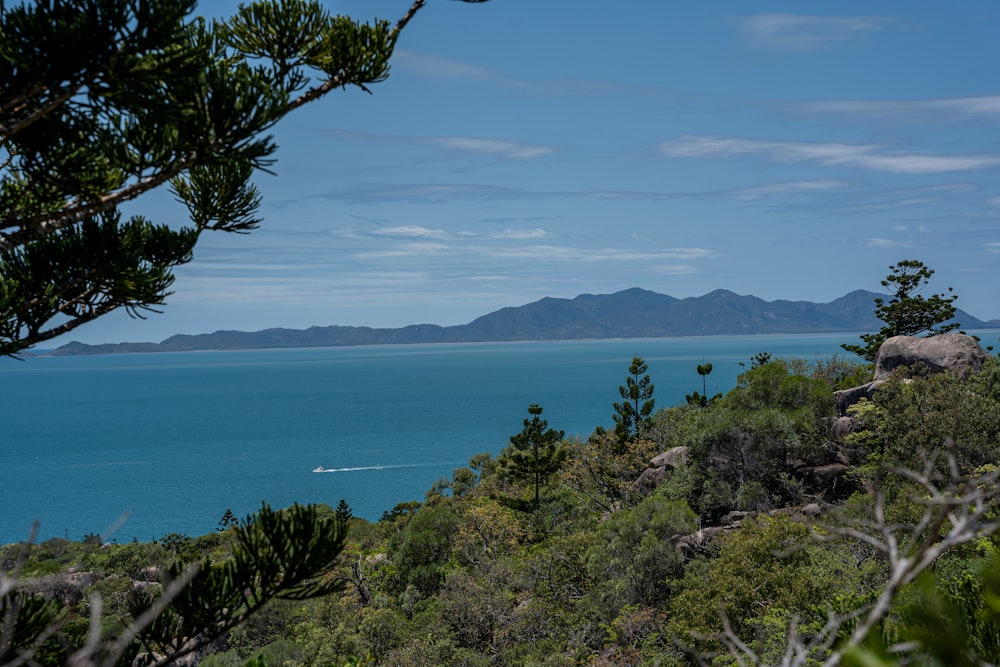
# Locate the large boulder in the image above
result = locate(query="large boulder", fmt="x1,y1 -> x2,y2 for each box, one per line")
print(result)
650,446 -> 688,469
636,466 -> 668,495
636,446 -> 689,495
834,333 -> 989,416
833,381 -> 882,417
874,333 -> 988,381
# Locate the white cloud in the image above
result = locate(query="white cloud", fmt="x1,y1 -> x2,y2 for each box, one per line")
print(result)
431,137 -> 555,159
372,225 -> 449,239
650,264 -> 700,275
659,135 -> 1000,174
989,196 -> 1000,208
394,50 -> 498,81
483,245 -> 719,262
332,183 -> 522,204
174,272 -> 432,305
866,238 -> 915,249
357,242 -> 452,259
800,96 -> 1000,122
487,228 -> 550,240
733,180 -> 847,199
457,228 -> 550,240
985,242 -> 1000,254
741,13 -> 904,51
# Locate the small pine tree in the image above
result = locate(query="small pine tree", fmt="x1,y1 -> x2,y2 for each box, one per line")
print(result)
499,404 -> 566,507
613,356 -> 655,446
336,499 -> 353,523
218,508 -> 238,531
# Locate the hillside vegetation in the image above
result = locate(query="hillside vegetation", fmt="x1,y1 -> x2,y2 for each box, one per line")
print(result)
5,346 -> 1000,666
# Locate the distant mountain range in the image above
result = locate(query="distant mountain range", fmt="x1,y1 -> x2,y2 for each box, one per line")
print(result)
49,288 -> 1000,356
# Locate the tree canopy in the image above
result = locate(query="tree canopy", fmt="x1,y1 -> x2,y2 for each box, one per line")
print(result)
843,259 -> 960,363
499,403 -> 566,507
0,0 -> 483,357
613,356 -> 655,445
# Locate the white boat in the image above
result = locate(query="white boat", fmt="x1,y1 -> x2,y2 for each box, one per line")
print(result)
312,466 -> 326,473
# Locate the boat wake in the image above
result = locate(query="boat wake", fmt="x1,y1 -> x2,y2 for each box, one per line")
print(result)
313,461 -> 464,474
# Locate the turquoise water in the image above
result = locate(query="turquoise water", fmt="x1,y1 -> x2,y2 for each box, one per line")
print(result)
2,335 -> 859,543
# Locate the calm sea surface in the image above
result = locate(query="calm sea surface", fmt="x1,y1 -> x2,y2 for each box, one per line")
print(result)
2,334 -> 862,543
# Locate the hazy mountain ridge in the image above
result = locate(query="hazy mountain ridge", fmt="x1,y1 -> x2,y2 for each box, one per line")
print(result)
49,287 -> 997,356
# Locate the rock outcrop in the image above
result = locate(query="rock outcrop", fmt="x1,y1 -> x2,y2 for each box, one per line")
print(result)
24,571 -> 98,607
873,333 -> 988,381
636,446 -> 688,495
834,333 -> 989,417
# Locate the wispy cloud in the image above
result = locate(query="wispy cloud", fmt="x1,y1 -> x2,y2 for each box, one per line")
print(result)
740,13 -> 907,51
866,238 -> 916,249
394,51 -> 499,81
481,246 -> 720,262
485,228 -> 550,240
331,183 -> 523,204
430,137 -> 555,159
477,215 -> 563,224
732,180 -> 847,199
175,271 -> 433,305
372,225 -> 449,240
395,49 -> 695,100
356,238 -> 720,263
659,135 -> 1000,174
650,264 -> 700,275
799,96 -> 1000,122
359,242 -> 452,259
985,242 -> 1000,254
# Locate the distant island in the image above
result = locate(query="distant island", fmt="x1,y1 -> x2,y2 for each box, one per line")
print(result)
49,287 -> 1000,356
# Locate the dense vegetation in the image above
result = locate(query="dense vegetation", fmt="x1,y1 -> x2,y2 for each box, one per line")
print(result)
6,347 -> 1000,666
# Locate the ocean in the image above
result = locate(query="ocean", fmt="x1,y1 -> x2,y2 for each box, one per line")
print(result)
2,334 -> 862,543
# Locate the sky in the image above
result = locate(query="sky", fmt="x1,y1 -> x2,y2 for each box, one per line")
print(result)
53,0 -> 1000,345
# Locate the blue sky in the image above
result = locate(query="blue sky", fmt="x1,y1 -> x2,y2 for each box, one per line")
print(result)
58,0 -> 1000,344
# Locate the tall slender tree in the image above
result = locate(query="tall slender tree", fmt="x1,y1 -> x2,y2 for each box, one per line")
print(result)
499,404 -> 566,507
698,362 -> 713,396
687,361 -> 719,408
613,356 -> 655,446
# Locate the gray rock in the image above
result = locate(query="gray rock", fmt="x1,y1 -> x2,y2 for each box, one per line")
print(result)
833,381 -> 882,417
800,463 -> 856,499
835,334 -> 988,415
720,510 -> 755,526
637,447 -> 690,496
874,333 -> 988,381
24,571 -> 98,607
832,416 -> 861,438
675,525 -> 733,555
650,446 -> 688,469
801,503 -> 822,517
636,466 -> 668,495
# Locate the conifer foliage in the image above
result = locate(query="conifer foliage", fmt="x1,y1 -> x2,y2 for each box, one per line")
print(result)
0,0 -> 483,357
843,259 -> 960,362
613,356 -> 655,445
499,404 -> 567,507
1,503 -> 347,666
